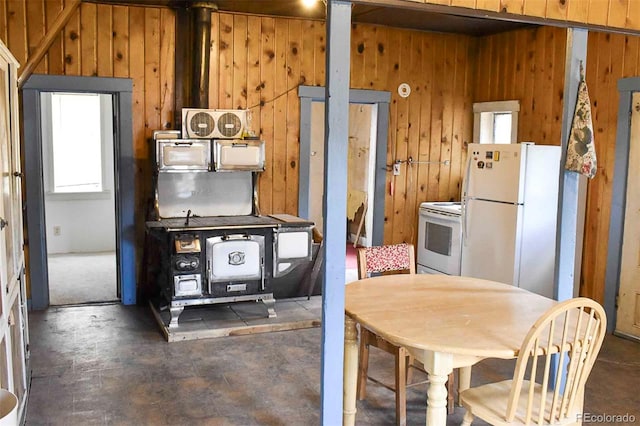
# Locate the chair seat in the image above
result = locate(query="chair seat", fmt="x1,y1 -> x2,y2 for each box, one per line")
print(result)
460,380 -> 581,426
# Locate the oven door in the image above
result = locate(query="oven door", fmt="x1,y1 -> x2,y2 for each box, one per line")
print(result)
157,139 -> 211,172
417,208 -> 462,275
206,235 -> 264,282
214,139 -> 265,171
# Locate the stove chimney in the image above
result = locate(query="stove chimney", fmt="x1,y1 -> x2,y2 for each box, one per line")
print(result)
191,2 -> 217,108
174,1 -> 217,128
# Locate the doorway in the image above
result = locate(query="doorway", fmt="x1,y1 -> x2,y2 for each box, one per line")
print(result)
309,102 -> 377,283
40,92 -> 117,305
309,102 -> 377,245
298,86 -> 390,245
614,90 -> 640,341
22,75 -> 135,309
298,86 -> 390,284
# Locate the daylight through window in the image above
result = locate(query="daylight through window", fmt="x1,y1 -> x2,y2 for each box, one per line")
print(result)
51,93 -> 103,193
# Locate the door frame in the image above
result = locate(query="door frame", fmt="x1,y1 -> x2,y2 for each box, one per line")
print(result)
605,77 -> 640,333
298,85 -> 390,246
22,74 -> 135,309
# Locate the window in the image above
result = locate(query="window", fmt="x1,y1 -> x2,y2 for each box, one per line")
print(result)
473,100 -> 520,144
50,93 -> 103,193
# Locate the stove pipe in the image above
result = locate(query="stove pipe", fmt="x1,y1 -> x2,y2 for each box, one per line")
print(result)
190,2 -> 217,109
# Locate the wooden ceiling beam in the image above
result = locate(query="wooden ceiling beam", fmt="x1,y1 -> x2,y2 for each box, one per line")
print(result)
18,0 -> 82,88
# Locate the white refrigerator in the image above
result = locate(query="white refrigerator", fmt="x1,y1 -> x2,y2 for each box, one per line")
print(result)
461,143 -> 561,298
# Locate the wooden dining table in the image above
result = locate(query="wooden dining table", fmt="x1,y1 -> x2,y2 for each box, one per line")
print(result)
343,274 -> 559,426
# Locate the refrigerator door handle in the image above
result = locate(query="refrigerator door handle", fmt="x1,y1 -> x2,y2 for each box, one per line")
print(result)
462,152 -> 473,246
463,198 -> 470,246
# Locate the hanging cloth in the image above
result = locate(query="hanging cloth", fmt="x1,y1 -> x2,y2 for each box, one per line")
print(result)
565,64 -> 597,178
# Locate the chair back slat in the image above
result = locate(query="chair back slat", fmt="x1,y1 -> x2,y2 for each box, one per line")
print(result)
357,243 -> 415,279
566,309 -> 600,413
537,319 -> 556,425
505,298 -> 606,425
549,309 -> 572,422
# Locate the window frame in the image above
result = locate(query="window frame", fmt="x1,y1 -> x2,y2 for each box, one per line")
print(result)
472,100 -> 520,144
41,92 -> 113,201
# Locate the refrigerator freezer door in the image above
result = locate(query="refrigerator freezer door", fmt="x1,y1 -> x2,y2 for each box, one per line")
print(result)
461,199 -> 523,286
465,143 -> 526,203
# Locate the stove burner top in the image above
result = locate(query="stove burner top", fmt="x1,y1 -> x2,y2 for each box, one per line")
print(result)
146,214 -> 313,231
419,201 -> 462,215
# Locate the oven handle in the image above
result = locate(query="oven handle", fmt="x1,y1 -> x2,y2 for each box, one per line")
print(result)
420,210 -> 458,223
261,258 -> 265,291
221,234 -> 252,241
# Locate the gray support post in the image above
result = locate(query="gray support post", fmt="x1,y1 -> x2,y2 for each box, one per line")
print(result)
298,96 -> 313,220
555,28 -> 588,302
321,1 -> 351,423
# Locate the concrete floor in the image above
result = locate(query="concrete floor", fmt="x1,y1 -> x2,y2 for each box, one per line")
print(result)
25,304 -> 640,425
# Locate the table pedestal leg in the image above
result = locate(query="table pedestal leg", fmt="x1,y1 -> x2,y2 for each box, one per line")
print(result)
426,372 -> 448,426
343,316 -> 358,426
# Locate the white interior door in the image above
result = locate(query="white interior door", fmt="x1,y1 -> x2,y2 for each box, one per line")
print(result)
616,91 -> 640,340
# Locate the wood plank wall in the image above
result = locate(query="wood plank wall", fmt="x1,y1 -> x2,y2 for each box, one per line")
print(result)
2,1 -> 636,305
0,2 -> 475,285
0,1 -> 175,284
474,26 -> 567,146
474,26 -> 640,304
399,0 -> 640,31
581,31 -> 640,304
209,13 -> 476,246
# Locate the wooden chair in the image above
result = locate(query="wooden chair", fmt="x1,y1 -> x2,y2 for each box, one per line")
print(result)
460,297 -> 607,426
356,243 -> 455,426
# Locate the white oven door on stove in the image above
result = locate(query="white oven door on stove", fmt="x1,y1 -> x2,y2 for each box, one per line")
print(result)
273,227 -> 313,277
206,235 -> 264,282
417,208 -> 462,275
157,139 -> 211,172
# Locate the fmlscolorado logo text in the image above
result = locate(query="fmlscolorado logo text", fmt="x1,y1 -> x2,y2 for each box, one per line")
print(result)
577,413 -> 636,423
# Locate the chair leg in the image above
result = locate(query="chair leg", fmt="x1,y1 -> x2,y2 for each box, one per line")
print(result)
458,366 -> 472,407
461,410 -> 474,426
406,353 -> 414,385
446,372 -> 455,414
356,329 -> 370,400
395,346 -> 408,426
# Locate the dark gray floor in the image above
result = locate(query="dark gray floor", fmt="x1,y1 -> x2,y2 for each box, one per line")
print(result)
25,304 -> 640,425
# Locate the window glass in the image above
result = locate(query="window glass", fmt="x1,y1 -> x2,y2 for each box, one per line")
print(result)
473,100 -> 519,145
51,93 -> 102,193
492,112 -> 512,144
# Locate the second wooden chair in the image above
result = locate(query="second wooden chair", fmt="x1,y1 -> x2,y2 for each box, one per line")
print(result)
356,243 -> 455,426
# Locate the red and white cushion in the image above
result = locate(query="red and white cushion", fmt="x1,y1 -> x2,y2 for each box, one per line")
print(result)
364,243 -> 411,273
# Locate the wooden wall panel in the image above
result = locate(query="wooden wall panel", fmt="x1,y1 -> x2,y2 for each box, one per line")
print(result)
12,2 -> 637,307
0,1 -> 175,287
474,26 -> 567,146
392,0 -> 640,31
580,32 -> 640,304
474,25 -> 640,305
210,13 -> 475,247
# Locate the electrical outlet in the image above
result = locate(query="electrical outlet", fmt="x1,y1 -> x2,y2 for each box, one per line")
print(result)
53,226 -> 61,236
393,163 -> 401,176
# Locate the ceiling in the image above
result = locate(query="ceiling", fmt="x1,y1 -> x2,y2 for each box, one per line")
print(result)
94,0 -> 534,36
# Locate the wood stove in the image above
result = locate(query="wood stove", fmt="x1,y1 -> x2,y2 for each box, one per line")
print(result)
146,130 -> 314,328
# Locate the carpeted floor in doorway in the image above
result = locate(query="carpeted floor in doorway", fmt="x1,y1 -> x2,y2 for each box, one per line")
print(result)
48,252 -> 118,305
